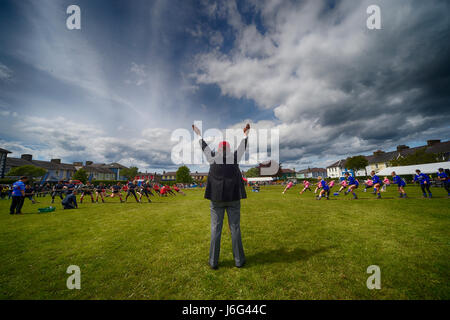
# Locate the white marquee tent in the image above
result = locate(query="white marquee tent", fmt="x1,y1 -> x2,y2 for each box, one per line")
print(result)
376,161 -> 450,176
247,177 -> 274,182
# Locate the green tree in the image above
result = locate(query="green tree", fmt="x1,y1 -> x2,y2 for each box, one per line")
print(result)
346,155 -> 369,175
120,167 -> 139,180
245,167 -> 260,178
72,169 -> 88,184
390,149 -> 439,166
7,165 -> 47,179
176,166 -> 193,184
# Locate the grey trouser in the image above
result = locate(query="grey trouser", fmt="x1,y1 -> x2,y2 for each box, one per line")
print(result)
209,200 -> 245,267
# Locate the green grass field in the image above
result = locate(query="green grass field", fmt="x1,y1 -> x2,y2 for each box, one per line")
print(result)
0,185 -> 449,300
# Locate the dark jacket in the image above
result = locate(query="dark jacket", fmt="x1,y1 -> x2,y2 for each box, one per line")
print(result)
201,137 -> 248,202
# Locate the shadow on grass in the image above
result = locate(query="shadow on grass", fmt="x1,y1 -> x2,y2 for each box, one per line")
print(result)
221,246 -> 335,268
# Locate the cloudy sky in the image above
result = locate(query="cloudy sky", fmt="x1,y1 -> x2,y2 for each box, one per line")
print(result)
0,0 -> 449,172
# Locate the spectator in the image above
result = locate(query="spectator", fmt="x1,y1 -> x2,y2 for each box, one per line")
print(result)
62,190 -> 78,209
10,176 -> 28,215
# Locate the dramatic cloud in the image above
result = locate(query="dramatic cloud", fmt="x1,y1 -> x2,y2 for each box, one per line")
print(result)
193,0 -> 450,168
0,63 -> 12,81
1,116 -> 177,171
0,0 -> 449,171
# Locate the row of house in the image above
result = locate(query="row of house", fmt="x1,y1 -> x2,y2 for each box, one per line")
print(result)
2,152 -> 129,181
326,140 -> 450,178
256,161 -> 328,180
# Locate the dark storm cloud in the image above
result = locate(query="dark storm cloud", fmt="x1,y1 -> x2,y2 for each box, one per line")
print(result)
0,0 -> 449,171
193,0 -> 450,168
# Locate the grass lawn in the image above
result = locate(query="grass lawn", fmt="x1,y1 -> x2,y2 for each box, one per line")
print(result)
0,184 -> 449,300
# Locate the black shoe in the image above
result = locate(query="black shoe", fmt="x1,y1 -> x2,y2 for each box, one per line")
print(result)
209,264 -> 218,270
236,262 -> 245,268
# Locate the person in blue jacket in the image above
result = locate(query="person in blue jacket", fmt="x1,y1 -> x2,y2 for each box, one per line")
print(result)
370,171 -> 383,199
436,168 -> 450,198
10,176 -> 28,214
414,169 -> 432,198
391,171 -> 407,198
344,172 -> 359,200
62,190 -> 78,209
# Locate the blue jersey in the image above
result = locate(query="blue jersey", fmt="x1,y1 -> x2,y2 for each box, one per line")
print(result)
128,182 -> 136,190
372,175 -> 381,184
320,180 -> 329,191
12,181 -> 25,196
393,175 -> 406,187
347,176 -> 359,186
437,172 -> 449,183
414,173 -> 430,185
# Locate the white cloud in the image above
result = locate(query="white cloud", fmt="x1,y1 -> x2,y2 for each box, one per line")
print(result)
0,63 -> 13,81
193,0 -> 450,168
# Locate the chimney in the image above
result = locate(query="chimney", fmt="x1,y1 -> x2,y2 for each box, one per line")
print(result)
396,145 -> 409,152
373,150 -> 385,156
51,159 -> 61,164
427,140 -> 441,147
21,154 -> 33,161
86,161 -> 93,166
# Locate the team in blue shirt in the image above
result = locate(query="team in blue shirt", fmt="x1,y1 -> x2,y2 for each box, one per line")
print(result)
371,171 -> 382,199
316,177 -> 330,200
436,168 -> 450,197
344,172 -> 359,199
391,172 -> 407,198
414,170 -> 432,198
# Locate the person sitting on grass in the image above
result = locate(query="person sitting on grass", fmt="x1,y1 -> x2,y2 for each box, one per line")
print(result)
414,169 -> 432,198
62,190 -> 78,209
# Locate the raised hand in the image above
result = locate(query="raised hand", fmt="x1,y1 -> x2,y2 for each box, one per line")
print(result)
243,123 -> 250,136
192,124 -> 202,137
